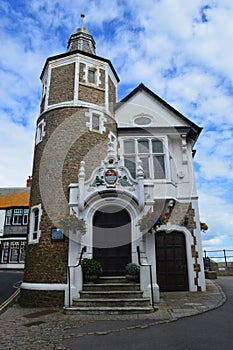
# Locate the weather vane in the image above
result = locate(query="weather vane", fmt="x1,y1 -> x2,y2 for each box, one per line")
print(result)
81,13 -> 85,30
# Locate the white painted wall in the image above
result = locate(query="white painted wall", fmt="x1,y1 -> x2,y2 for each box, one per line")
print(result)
0,210 -> 5,237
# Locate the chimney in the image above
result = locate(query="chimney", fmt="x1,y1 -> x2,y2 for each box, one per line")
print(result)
26,176 -> 32,188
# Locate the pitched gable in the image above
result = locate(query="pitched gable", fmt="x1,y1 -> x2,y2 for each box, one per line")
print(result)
115,83 -> 202,142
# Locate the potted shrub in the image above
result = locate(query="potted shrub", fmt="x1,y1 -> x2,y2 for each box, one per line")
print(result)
125,262 -> 140,282
81,258 -> 102,283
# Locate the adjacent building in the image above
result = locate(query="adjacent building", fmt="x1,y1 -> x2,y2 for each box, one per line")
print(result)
20,21 -> 206,307
0,179 -> 31,269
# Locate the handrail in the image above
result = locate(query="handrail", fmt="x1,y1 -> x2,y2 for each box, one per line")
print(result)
137,246 -> 155,311
67,246 -> 86,307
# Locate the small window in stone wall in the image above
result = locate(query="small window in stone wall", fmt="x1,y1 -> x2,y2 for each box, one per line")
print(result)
29,204 -> 42,244
87,110 -> 106,134
36,119 -> 46,145
88,68 -> 95,84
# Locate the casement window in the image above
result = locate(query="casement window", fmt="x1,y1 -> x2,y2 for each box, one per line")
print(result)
5,208 -> 28,226
123,138 -> 166,179
29,204 -> 42,244
5,209 -> 12,225
88,68 -> 96,84
35,119 -> 46,145
92,113 -> 100,131
88,110 -> 106,134
12,209 -> 29,225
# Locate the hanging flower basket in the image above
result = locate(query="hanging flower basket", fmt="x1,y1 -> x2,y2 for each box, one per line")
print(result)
200,222 -> 208,232
57,214 -> 86,234
137,211 -> 168,233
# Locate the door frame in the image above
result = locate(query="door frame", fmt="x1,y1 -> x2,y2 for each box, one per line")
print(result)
155,225 -> 198,292
155,230 -> 189,291
81,195 -> 142,264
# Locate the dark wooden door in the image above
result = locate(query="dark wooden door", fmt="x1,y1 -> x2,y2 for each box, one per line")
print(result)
155,231 -> 189,291
93,206 -> 131,276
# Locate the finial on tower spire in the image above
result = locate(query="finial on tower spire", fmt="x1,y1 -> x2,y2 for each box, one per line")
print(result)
80,13 -> 85,31
67,13 -> 96,54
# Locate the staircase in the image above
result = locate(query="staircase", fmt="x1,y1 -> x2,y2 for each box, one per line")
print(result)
64,276 -> 154,315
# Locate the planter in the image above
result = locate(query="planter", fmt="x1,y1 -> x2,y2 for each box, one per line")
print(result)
126,274 -> 139,283
84,275 -> 99,284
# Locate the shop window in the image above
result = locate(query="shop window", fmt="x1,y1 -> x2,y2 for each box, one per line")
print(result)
2,242 -> 9,263
19,241 -> 26,263
9,241 -> 20,263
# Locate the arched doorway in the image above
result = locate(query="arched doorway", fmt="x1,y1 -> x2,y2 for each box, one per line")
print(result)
155,231 -> 189,291
93,206 -> 131,276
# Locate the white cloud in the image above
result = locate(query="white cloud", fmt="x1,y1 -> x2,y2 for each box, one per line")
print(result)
0,0 -> 233,250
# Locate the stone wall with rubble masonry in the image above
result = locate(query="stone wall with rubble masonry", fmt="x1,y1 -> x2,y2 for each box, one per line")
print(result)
169,201 -> 202,291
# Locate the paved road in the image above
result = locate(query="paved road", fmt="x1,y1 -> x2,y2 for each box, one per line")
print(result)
0,270 -> 23,306
64,276 -> 233,350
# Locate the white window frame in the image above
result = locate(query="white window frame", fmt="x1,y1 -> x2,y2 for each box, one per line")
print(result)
85,64 -> 100,86
12,208 -> 29,226
87,110 -> 106,134
28,204 -> 42,244
35,119 -> 46,145
5,209 -> 12,225
122,137 -> 169,180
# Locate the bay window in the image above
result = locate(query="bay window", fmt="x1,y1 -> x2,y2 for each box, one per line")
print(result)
123,138 -> 166,179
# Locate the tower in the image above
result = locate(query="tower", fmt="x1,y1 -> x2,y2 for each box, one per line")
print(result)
20,17 -> 119,306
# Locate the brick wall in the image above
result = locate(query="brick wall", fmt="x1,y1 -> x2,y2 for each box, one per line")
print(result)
48,63 -> 75,105
23,106 -> 117,288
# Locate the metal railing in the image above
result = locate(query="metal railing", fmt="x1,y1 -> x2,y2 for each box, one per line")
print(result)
203,249 -> 233,268
67,246 -> 86,307
137,246 -> 155,311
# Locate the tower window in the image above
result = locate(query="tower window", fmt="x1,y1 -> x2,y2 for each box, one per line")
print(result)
29,204 -> 42,244
36,119 -> 46,145
87,110 -> 106,134
92,113 -> 100,131
88,69 -> 95,84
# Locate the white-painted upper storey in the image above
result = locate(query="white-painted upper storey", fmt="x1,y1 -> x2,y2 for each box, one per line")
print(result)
115,87 -> 189,128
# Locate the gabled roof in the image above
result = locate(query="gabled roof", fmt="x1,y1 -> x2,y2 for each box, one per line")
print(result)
116,83 -> 202,141
0,188 -> 30,208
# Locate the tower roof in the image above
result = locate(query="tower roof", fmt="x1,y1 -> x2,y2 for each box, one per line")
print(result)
67,14 -> 96,54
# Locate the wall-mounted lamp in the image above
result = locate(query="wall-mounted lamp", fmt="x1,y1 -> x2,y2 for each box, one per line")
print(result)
184,216 -> 189,226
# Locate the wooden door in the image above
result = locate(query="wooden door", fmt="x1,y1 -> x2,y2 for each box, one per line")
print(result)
93,206 -> 131,276
155,231 -> 189,291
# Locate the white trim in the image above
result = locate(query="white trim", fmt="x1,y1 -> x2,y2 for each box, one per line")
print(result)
35,119 -> 46,145
44,66 -> 51,111
21,282 -> 67,291
28,204 -> 42,244
74,57 -> 79,103
0,263 -> 24,269
86,109 -> 106,134
1,237 -> 27,241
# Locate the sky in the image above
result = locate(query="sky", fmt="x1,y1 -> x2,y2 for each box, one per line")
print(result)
0,0 -> 233,257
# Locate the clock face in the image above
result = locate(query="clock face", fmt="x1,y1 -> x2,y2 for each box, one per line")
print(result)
104,169 -> 117,185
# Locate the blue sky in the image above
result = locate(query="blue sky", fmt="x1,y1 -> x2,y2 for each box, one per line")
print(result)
0,0 -> 233,255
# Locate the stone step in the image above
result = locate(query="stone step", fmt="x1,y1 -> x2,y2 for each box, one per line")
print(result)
73,298 -> 151,307
83,283 -> 140,291
96,276 -> 128,284
64,306 -> 155,315
79,291 -> 143,299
